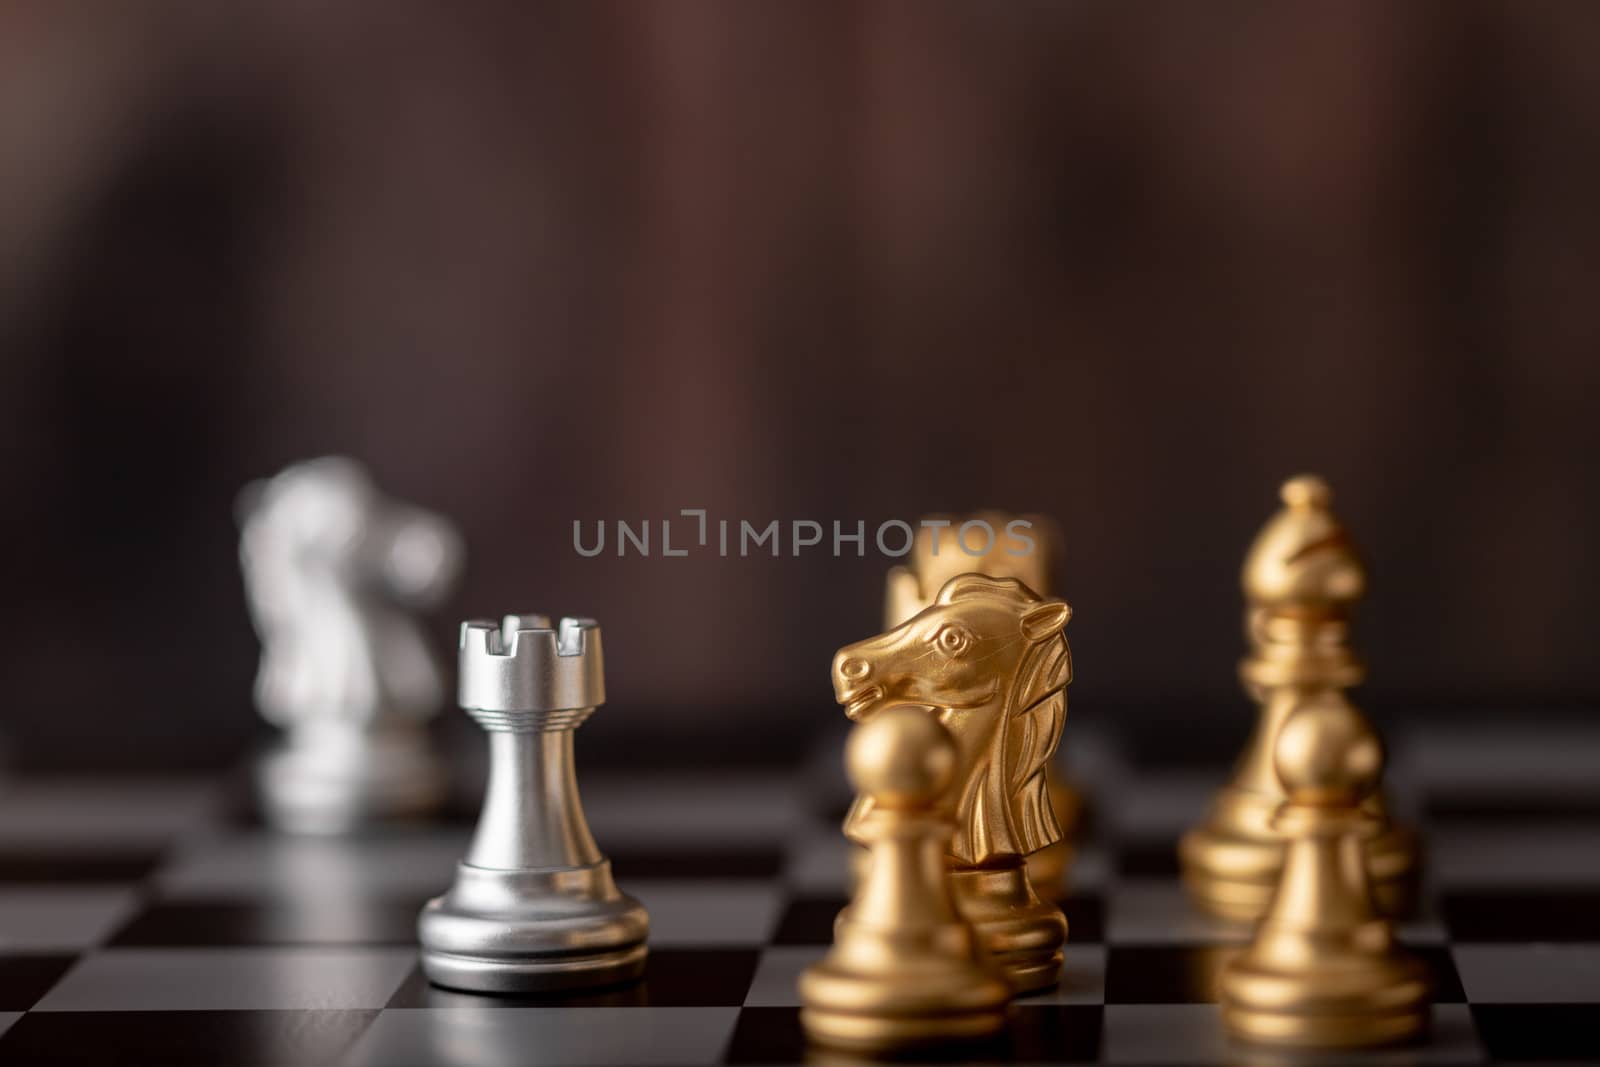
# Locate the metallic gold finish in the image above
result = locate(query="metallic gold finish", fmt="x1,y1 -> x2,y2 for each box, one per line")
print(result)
1180,476 -> 1418,920
883,513 -> 1080,901
1024,776 -> 1081,900
835,574 -> 1073,993
1219,691 -> 1430,1048
799,708 -> 1010,1053
882,512 -> 1056,629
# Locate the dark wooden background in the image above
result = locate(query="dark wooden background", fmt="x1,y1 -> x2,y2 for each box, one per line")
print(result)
2,1 -> 1596,768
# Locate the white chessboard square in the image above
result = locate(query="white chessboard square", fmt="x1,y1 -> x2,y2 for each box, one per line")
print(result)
34,948 -> 415,1011
1404,724 -> 1600,795
782,827 -> 853,893
1396,912 -> 1450,946
1105,880 -> 1252,945
0,780 -> 221,846
1108,772 -> 1218,840
628,882 -> 783,946
1105,881 -> 1445,947
157,831 -> 467,899
1103,1004 -> 1484,1064
1455,943 -> 1600,1003
1063,844 -> 1112,892
744,946 -> 826,1006
1430,824 -> 1600,888
1015,945 -> 1108,1005
344,1007 -> 740,1067
0,1013 -> 19,1040
582,773 -> 804,846
0,887 -> 141,950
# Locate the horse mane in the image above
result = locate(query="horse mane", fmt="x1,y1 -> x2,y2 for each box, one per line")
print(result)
939,575 -> 1073,863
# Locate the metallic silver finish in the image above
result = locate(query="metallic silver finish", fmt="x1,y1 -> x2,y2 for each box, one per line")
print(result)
457,615 -> 605,717
419,615 -> 649,993
238,457 -> 462,834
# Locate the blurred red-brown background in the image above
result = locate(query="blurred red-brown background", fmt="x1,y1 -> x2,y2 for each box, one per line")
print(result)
2,1 -> 1596,769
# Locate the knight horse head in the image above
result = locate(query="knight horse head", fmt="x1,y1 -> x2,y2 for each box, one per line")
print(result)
832,574 -> 1073,865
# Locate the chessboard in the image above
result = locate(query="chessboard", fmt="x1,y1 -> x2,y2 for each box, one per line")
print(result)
0,715 -> 1596,1066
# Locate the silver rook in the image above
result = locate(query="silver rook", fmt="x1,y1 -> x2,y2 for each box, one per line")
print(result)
418,615 -> 649,992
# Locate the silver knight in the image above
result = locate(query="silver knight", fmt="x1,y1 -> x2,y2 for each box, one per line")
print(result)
239,457 -> 463,833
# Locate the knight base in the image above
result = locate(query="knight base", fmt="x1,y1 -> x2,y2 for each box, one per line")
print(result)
950,860 -> 1067,993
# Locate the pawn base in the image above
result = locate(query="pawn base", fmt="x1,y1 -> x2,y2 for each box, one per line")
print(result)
1220,941 -> 1431,1049
799,929 -> 1010,1053
799,1004 -> 1006,1054
418,859 -> 649,994
1221,1005 -> 1429,1050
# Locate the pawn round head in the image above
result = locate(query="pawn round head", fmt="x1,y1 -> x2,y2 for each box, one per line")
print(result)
1241,474 -> 1365,613
1274,691 -> 1383,805
845,707 -> 957,809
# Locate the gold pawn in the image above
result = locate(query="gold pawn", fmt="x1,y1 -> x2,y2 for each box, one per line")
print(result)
800,708 -> 1011,1053
1219,691 -> 1431,1047
1180,475 -> 1418,920
882,512 -> 1081,900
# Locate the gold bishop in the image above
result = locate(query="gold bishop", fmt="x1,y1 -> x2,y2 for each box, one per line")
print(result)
1180,475 -> 1418,920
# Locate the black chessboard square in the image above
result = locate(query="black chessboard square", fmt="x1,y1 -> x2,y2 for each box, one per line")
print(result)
1103,944 -> 1461,1008
607,846 -> 784,880
1413,944 -> 1467,1003
773,894 -> 1097,947
1104,945 -> 1238,1004
1006,1005 -> 1103,1062
1426,793 -> 1600,822
723,1005 -> 1103,1064
109,899 -> 423,947
1442,891 -> 1600,943
773,895 -> 847,945
0,956 -> 75,1011
0,850 -> 162,884
1472,1004 -> 1600,1061
222,777 -> 482,830
1059,893 -> 1104,944
386,949 -> 761,1009
723,1006 -> 808,1064
1113,839 -> 1181,879
0,1009 -> 378,1066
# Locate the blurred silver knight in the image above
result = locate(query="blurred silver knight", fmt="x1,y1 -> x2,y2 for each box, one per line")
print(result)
419,614 -> 649,992
238,457 -> 463,833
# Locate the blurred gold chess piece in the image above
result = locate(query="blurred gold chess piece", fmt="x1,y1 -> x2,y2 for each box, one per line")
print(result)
837,573 -> 1073,993
1181,475 -> 1418,919
882,512 -> 1056,628
1219,691 -> 1431,1048
799,708 -> 1010,1053
883,513 -> 1080,900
